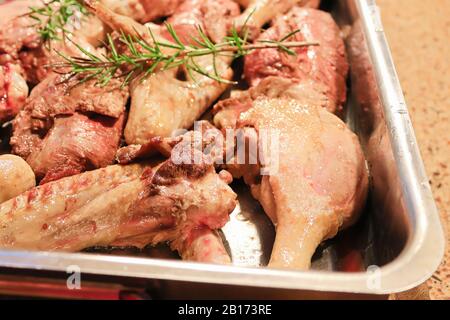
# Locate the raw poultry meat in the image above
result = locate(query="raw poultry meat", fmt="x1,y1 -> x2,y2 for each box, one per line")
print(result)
0,63 -> 28,124
0,0 -> 40,68
234,0 -> 321,40
0,0 -> 369,270
0,0 -> 40,22
84,0 -> 238,145
125,65 -> 232,145
211,8 -> 363,269
244,7 -> 349,114
101,0 -> 184,23
26,112 -> 125,185
0,132 -> 237,264
162,0 -> 241,44
17,16 -> 106,85
0,1 -> 106,84
214,8 -> 362,270
214,76 -> 329,128
214,93 -> 368,270
10,74 -> 128,184
0,162 -> 147,250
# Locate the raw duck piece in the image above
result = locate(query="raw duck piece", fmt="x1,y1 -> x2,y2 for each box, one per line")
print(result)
0,134 -> 237,264
163,0 -> 241,44
214,76 -> 329,129
10,74 -> 128,184
233,0 -> 321,40
116,120 -> 226,165
214,95 -> 368,270
84,0 -> 237,145
0,63 -> 28,124
0,0 -> 106,84
0,0 -> 41,68
0,163 -> 147,250
101,0 -> 184,23
24,74 -> 128,121
26,112 -> 125,185
125,65 -> 232,145
244,7 -> 349,114
0,0 -> 40,22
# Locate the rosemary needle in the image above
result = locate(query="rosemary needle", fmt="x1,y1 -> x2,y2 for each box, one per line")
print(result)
27,0 -> 88,42
51,24 -> 319,87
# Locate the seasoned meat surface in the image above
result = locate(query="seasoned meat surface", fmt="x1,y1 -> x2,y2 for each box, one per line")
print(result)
26,112 -> 125,185
163,0 -> 241,44
0,1 -> 106,85
0,63 -> 28,124
83,0 -> 238,145
102,0 -> 184,23
244,8 -> 349,114
214,96 -> 368,270
10,74 -> 128,183
234,0 -> 321,40
0,134 -> 237,264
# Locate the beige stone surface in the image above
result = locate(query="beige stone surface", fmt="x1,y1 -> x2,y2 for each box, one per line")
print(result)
377,0 -> 450,300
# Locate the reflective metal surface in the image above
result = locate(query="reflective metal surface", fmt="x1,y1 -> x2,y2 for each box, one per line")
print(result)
0,0 -> 445,298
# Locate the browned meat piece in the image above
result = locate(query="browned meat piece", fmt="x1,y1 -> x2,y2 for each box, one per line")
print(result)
0,63 -> 28,124
19,33 -> 106,85
0,0 -> 40,22
244,8 -> 348,114
10,74 -> 128,184
116,138 -> 173,164
85,0 -> 237,145
0,163 -> 147,249
214,93 -> 368,270
214,76 -> 329,128
101,0 -> 184,23
26,74 -> 128,120
9,106 -> 43,161
0,9 -> 40,64
162,0 -> 241,44
0,1 -> 106,85
27,113 -> 125,185
0,136 -> 237,265
117,120 -> 225,164
234,0 -> 321,40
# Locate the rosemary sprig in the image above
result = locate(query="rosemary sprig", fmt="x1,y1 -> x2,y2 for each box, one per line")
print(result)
51,24 -> 319,87
28,0 -> 88,42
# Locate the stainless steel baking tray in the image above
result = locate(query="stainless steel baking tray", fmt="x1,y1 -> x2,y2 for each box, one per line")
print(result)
0,0 -> 445,299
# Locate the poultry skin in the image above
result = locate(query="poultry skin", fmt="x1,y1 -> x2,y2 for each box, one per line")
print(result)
214,94 -> 368,270
10,74 -> 128,184
84,0 -> 238,145
244,7 -> 349,114
0,63 -> 28,124
0,132 -> 237,263
234,0 -> 321,40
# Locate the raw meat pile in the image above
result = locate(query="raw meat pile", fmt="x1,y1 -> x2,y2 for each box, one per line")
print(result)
0,0 -> 368,270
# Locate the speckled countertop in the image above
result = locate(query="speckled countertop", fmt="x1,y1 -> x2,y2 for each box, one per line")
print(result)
377,0 -> 449,300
